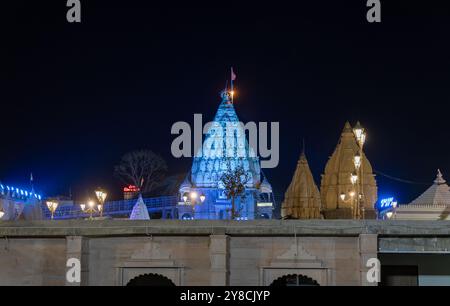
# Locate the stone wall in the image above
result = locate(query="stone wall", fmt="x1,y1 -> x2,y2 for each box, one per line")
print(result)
0,220 -> 449,286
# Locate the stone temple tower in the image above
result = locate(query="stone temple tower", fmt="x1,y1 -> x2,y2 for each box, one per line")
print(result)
178,90 -> 274,220
281,150 -> 322,219
320,121 -> 377,219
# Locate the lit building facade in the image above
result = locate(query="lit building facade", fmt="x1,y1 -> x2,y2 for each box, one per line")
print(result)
178,90 -> 274,220
0,183 -> 43,220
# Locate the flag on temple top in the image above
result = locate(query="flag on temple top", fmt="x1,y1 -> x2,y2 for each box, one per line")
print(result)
231,67 -> 236,81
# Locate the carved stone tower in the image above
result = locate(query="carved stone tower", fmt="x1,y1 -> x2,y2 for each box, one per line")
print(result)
320,122 -> 377,219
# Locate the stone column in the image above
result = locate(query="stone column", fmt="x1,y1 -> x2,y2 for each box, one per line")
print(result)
209,235 -> 229,286
66,236 -> 89,286
358,234 -> 378,286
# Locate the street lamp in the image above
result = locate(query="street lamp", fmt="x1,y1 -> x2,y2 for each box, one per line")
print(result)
350,172 -> 358,185
46,200 -> 59,220
95,188 -> 107,217
339,191 -> 356,217
80,199 -> 100,220
353,153 -> 361,170
182,191 -> 206,204
182,191 -> 206,219
353,121 -> 367,220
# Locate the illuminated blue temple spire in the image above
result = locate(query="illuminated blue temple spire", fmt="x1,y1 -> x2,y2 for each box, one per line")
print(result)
178,84 -> 273,220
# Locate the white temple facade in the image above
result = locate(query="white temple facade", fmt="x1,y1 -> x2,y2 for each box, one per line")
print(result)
394,169 -> 450,220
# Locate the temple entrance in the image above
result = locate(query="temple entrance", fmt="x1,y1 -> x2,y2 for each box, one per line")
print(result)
126,273 -> 176,286
270,274 -> 320,286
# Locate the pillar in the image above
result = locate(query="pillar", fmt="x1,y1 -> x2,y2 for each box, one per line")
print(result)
209,234 -> 229,285
66,236 -> 89,286
359,234 -> 378,286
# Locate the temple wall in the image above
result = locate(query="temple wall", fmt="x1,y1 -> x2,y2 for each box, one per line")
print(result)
0,238 -> 66,285
0,220 -> 449,286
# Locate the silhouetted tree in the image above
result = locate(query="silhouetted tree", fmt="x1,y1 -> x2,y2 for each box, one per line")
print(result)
220,163 -> 250,219
114,150 -> 167,193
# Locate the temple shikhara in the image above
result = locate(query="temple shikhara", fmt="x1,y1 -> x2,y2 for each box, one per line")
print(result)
281,121 -> 378,219
320,121 -> 378,219
281,150 -> 321,219
177,90 -> 274,220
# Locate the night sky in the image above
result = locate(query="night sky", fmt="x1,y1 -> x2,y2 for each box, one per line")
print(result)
4,1 -> 450,205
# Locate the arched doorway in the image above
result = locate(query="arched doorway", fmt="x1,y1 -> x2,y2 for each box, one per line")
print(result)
270,274 -> 320,286
126,273 -> 176,286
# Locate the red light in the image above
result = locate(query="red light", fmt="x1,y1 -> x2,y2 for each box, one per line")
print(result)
123,185 -> 139,192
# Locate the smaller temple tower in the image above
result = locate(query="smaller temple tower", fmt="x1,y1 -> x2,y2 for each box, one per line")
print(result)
281,150 -> 322,219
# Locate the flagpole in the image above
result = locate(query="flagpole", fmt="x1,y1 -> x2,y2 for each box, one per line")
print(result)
230,67 -> 235,104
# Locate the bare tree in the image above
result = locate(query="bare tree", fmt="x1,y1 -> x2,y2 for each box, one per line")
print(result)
114,150 -> 168,193
220,162 -> 250,219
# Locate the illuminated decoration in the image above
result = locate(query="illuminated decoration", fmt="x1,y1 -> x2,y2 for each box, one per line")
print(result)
0,184 -> 42,200
376,197 -> 398,219
0,181 -> 43,221
178,89 -> 273,220
257,202 -> 273,207
129,194 -> 150,220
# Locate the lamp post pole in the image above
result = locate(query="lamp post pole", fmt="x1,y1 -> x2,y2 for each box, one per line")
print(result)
353,122 -> 366,220
95,188 -> 107,217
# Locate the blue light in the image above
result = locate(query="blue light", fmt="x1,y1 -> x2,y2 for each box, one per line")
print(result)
376,197 -> 398,214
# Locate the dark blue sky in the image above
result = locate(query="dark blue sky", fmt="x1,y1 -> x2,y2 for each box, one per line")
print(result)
4,0 -> 450,203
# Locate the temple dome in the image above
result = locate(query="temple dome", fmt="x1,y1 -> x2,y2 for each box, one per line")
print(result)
408,169 -> 450,206
282,152 -> 321,219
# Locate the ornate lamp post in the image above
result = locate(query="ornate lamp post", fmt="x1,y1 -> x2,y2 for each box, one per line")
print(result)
339,190 -> 356,216
80,200 -> 102,220
353,121 -> 367,219
182,191 -> 206,219
95,188 -> 107,217
46,200 -> 59,220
